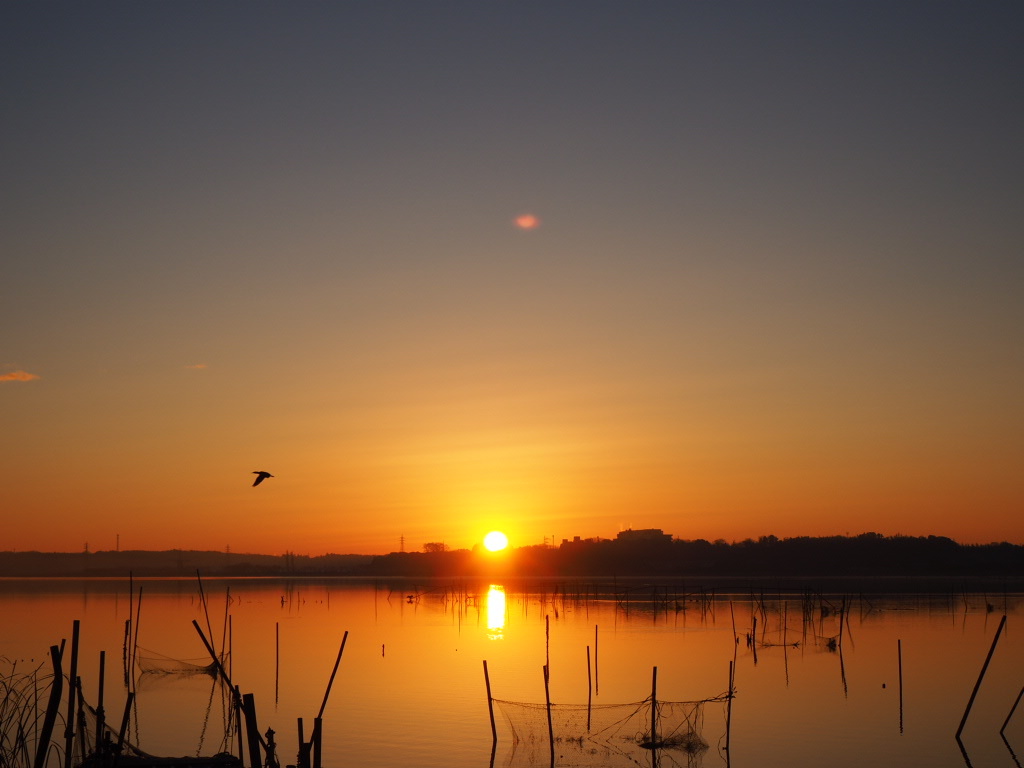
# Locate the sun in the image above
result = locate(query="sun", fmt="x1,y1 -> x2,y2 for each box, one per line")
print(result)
483,531 -> 509,552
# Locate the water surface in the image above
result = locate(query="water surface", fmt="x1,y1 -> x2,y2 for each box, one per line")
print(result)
2,578 -> 1023,767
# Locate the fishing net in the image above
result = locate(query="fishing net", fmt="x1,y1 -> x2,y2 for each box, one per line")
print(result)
493,694 -> 729,768
135,648 -> 226,676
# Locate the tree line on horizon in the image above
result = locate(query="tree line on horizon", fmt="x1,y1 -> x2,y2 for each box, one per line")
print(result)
1,532 -> 1022,581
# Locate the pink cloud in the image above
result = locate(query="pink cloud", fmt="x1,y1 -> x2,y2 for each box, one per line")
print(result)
185,363 -> 208,370
0,370 -> 40,382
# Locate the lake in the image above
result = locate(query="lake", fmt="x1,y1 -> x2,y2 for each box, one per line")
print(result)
2,578 -> 1023,768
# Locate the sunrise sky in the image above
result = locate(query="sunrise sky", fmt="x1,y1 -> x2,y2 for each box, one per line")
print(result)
3,2 -> 1022,556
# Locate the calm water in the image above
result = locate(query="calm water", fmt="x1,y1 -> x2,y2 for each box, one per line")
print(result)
2,578 -> 1024,768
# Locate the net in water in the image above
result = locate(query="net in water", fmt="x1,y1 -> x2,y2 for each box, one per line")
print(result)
493,693 -> 729,768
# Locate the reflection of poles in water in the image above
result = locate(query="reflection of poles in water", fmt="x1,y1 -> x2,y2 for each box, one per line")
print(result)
1001,732 -> 1023,768
196,671 -> 220,755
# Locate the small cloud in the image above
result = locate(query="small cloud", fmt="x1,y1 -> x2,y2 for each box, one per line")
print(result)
185,363 -> 208,370
514,213 -> 541,230
0,370 -> 40,382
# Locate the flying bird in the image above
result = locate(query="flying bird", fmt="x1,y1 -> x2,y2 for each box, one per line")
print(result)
252,471 -> 274,486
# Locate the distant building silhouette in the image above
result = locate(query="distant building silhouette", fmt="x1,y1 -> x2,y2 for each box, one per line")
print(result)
616,528 -> 672,543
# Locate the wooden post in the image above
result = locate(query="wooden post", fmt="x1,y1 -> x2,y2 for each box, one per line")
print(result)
34,646 -> 63,768
312,718 -> 323,768
193,619 -> 232,687
543,665 -> 554,768
242,693 -> 262,768
545,615 -> 550,671
897,639 -> 904,734
725,661 -> 734,767
116,692 -> 134,754
296,718 -> 308,768
483,660 -> 497,746
594,624 -> 599,695
317,631 -> 349,719
957,614 -> 1007,739
650,666 -> 658,747
586,646 -> 592,731
96,651 -> 107,753
234,686 -> 245,764
63,620 -> 80,768
130,587 -> 143,693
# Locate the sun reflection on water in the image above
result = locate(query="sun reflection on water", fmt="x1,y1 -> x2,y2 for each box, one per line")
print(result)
486,584 -> 506,639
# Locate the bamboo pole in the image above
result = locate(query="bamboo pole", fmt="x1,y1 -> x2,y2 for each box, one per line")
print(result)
312,718 -> 322,768
63,620 -> 80,768
650,666 -> 658,747
192,620 -> 232,687
957,613 -> 1007,739
96,651 -> 107,754
594,624 -> 599,695
242,693 -> 261,768
483,660 -> 497,747
317,631 -> 349,719
130,587 -> 143,693
725,661 -> 734,767
296,718 -> 307,768
586,645 -> 592,731
898,639 -> 904,734
116,692 -> 134,754
34,646 -> 62,768
543,665 -> 554,768
275,622 -> 280,704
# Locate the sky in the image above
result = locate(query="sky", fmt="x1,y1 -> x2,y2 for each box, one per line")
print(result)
2,2 -> 1022,556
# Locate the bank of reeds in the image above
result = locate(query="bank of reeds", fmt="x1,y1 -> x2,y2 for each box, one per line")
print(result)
1,657 -> 56,768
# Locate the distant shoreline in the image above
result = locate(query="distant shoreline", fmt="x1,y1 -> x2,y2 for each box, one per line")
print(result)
2,534 -> 1022,587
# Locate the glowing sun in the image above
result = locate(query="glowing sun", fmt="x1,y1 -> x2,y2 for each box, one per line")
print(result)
514,213 -> 540,230
483,531 -> 509,552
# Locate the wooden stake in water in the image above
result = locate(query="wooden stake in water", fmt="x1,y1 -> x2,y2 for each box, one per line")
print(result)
275,622 -> 280,704
63,620 -> 80,768
897,639 -> 904,734
483,660 -> 497,746
317,631 -> 349,719
650,666 -> 658,747
34,646 -> 62,768
543,665 -> 554,767
957,613 -> 1007,739
95,651 -> 106,754
594,624 -> 599,695
725,661 -> 734,767
586,645 -> 593,731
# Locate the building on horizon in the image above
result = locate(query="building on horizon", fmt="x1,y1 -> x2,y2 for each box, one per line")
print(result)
615,528 -> 672,543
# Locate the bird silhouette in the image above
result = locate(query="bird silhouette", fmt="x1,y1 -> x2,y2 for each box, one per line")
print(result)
252,471 -> 274,486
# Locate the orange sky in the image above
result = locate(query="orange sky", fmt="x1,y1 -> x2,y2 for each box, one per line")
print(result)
2,4 -> 1022,555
